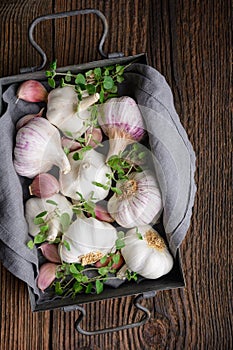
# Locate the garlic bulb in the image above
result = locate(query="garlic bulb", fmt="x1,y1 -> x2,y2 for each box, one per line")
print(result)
17,80 -> 48,103
46,86 -> 99,138
60,149 -> 111,202
14,117 -> 71,178
97,96 -> 145,160
25,193 -> 73,241
59,216 -> 117,265
29,173 -> 60,198
108,170 -> 162,228
121,225 -> 173,279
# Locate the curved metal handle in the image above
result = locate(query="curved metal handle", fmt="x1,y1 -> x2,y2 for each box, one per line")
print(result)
72,292 -> 156,335
20,9 -> 124,73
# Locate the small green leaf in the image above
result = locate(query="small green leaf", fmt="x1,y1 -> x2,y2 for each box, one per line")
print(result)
33,217 -> 45,225
65,70 -> 72,82
92,181 -> 109,190
63,240 -> 70,251
70,264 -> 80,275
73,281 -> 83,293
55,281 -> 63,295
98,267 -> 109,276
63,147 -> 70,155
100,255 -> 108,264
117,231 -> 125,239
40,224 -> 49,233
116,75 -> 124,83
115,238 -> 125,250
27,240 -> 34,249
48,78 -> 56,88
34,232 -> 47,244
94,67 -> 102,79
85,69 -> 93,77
50,60 -> 57,71
99,89 -> 105,103
72,152 -> 80,161
60,212 -> 71,232
116,65 -> 124,74
95,280 -> 104,294
111,187 -> 122,195
103,76 -> 114,90
45,71 -> 52,77
46,199 -> 58,206
138,152 -> 146,159
109,85 -> 118,93
64,130 -> 73,138
86,84 -> 96,94
112,253 -> 120,264
75,73 -> 86,85
85,282 -> 93,294
35,211 -> 48,218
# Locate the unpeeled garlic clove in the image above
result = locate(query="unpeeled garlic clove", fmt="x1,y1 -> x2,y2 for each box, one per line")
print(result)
17,80 -> 48,103
37,262 -> 57,292
16,108 -> 44,130
29,173 -> 60,198
85,127 -> 103,148
93,203 -> 114,223
39,243 -> 61,263
61,137 -> 82,152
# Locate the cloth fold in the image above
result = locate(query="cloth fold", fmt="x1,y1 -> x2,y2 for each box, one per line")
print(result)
0,63 -> 196,296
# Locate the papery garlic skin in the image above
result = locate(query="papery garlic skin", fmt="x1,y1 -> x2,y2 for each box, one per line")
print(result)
121,225 -> 173,279
17,80 -> 48,103
25,193 -> 73,241
14,117 -> 71,178
29,173 -> 60,198
46,86 -> 99,138
108,170 -> 162,228
59,216 -> 117,264
16,108 -> 44,130
60,149 -> 111,202
97,96 -> 145,159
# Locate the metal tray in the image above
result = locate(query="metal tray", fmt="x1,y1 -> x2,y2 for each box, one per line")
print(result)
0,9 -> 185,335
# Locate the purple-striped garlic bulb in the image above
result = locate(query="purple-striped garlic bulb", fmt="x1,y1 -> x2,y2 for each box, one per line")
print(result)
14,117 -> 71,178
97,96 -> 145,160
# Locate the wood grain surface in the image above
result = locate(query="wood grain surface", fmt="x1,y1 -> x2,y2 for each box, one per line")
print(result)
0,0 -> 232,349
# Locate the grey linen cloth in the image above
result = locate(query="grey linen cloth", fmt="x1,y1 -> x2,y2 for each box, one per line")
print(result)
0,63 -> 196,297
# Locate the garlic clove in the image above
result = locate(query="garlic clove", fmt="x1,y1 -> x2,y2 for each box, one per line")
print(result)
37,262 -> 57,292
39,243 -> 61,263
97,96 -> 145,159
14,117 -> 71,178
92,203 -> 114,223
15,108 -> 44,130
85,127 -> 103,148
61,137 -> 82,152
17,80 -> 48,103
29,173 -> 60,198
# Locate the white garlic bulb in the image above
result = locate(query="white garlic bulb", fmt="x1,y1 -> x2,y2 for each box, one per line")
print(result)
59,216 -> 117,265
121,225 -> 173,279
108,170 -> 162,228
97,96 -> 145,160
46,86 -> 99,138
14,117 -> 71,178
25,193 -> 73,241
59,149 -> 111,202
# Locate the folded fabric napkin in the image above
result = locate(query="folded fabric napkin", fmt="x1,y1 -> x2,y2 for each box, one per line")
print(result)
0,63 -> 196,298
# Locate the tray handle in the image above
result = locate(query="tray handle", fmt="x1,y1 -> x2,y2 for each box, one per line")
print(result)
20,9 -> 124,73
63,291 -> 156,335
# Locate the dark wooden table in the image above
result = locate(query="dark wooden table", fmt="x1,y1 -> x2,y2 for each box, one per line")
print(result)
0,1 -> 232,349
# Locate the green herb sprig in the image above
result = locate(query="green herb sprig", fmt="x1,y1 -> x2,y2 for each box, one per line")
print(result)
46,61 -> 129,103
